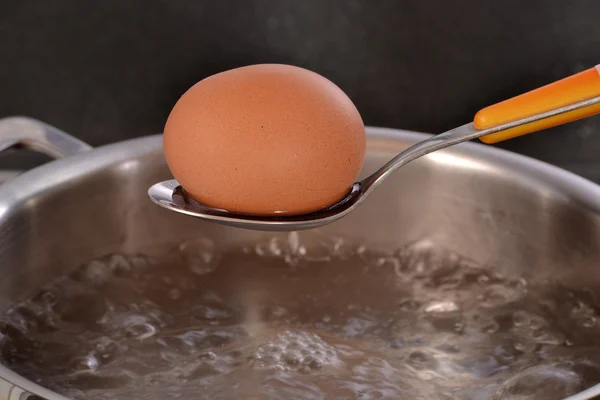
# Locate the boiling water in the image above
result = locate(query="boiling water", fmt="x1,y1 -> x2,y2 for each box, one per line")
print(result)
1,233 -> 600,400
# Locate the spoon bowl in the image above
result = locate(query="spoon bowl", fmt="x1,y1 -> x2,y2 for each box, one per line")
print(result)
148,179 -> 362,231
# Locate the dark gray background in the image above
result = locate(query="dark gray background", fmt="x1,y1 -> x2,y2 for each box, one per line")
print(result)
1,1 -> 599,181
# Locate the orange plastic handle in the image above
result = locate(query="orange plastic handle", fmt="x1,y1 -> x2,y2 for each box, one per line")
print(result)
476,65 -> 600,144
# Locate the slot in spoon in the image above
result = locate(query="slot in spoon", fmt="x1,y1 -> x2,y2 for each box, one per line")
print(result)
149,65 -> 600,231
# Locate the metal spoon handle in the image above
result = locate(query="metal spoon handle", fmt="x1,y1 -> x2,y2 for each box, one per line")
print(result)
363,65 -> 600,194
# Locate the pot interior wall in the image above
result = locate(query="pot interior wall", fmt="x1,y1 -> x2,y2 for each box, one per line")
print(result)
0,131 -> 599,313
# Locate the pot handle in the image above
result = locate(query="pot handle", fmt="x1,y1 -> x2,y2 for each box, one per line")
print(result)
0,116 -> 93,159
0,375 -> 53,400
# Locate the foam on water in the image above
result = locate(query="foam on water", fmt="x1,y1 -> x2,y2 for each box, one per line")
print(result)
1,233 -> 600,399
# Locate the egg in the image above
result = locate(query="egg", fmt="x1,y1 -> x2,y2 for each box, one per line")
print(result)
163,64 -> 366,216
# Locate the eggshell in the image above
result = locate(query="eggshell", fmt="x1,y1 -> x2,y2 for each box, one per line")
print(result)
163,63 -> 366,216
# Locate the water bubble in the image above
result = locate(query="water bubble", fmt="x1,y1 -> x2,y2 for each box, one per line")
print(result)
282,351 -> 301,368
424,301 -> 460,314
495,364 -> 582,399
169,288 -> 181,300
92,336 -> 120,363
131,255 -> 155,270
569,300 -> 598,329
107,254 -> 132,274
70,355 -> 100,372
198,352 -> 217,364
534,330 -> 564,346
513,340 -> 536,353
301,237 -> 339,262
268,305 -> 287,318
375,256 -> 400,271
125,323 -> 157,340
268,237 -> 285,257
397,298 -> 421,311
78,260 -> 112,287
479,284 -> 525,308
513,311 -> 530,327
477,274 -> 490,285
528,315 -> 546,330
572,302 -> 583,314
343,318 -> 378,337
34,290 -> 58,311
482,321 -> 500,334
331,237 -> 357,260
407,351 -> 437,370
179,237 -> 220,276
582,316 -> 597,328
287,232 -> 300,255
300,356 -> 323,373
453,321 -> 466,333
255,234 -> 301,263
251,330 -> 341,373
193,305 -> 231,323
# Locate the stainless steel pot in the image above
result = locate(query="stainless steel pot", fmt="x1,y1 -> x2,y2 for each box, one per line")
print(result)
0,116 -> 599,400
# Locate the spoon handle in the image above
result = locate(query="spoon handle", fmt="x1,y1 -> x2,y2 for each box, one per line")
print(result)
475,64 -> 600,144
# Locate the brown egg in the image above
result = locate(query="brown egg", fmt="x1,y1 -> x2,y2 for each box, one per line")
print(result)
163,64 -> 366,216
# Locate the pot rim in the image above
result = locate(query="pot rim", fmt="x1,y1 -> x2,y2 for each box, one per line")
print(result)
1,126 -> 599,217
